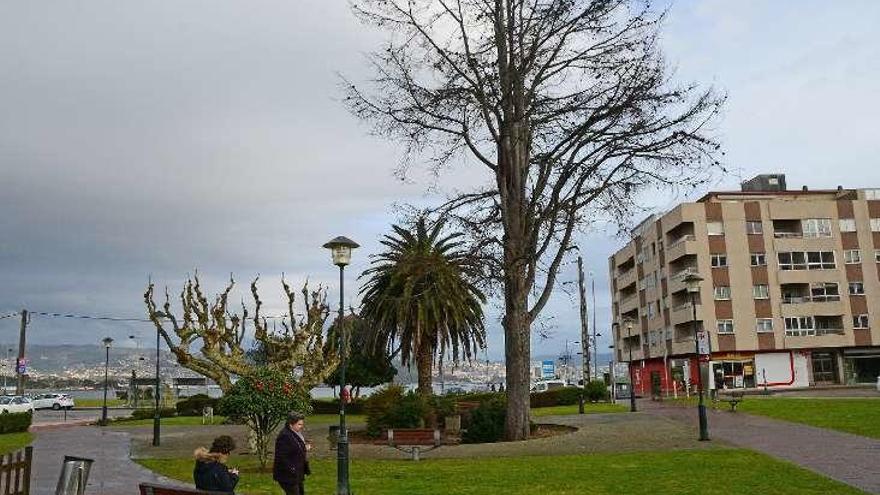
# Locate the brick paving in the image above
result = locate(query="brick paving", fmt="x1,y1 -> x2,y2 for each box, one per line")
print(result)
642,400 -> 880,494
31,425 -> 187,494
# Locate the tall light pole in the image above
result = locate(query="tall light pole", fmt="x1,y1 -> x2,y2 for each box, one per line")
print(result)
626,321 -> 636,412
324,235 -> 359,495
101,337 -> 113,425
684,273 -> 709,441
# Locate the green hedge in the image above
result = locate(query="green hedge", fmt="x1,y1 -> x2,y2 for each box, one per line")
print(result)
529,387 -> 583,408
310,399 -> 365,415
131,408 -> 177,420
364,385 -> 427,437
462,396 -> 506,444
0,412 -> 31,434
176,394 -> 219,416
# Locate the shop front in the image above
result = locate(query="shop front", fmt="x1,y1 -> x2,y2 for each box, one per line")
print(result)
843,348 -> 880,384
709,353 -> 756,390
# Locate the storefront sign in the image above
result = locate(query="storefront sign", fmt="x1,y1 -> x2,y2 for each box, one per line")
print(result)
696,331 -> 711,356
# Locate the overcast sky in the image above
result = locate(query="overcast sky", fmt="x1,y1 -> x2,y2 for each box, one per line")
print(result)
1,1 -> 878,361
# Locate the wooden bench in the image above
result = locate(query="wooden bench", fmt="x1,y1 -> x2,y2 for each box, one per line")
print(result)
387,428 -> 442,461
717,391 -> 745,412
139,483 -> 232,495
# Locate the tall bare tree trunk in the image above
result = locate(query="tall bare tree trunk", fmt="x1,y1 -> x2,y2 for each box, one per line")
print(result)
416,337 -> 434,398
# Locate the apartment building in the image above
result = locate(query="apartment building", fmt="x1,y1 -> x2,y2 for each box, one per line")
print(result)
609,174 -> 880,395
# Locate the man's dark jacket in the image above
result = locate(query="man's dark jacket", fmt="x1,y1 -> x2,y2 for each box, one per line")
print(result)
193,447 -> 238,494
273,426 -> 310,486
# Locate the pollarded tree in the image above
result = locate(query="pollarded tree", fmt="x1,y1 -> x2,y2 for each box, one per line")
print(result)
144,275 -> 338,394
344,0 -> 725,439
360,217 -> 486,397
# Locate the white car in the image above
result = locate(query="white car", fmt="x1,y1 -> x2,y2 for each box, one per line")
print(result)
0,396 -> 34,414
31,393 -> 75,410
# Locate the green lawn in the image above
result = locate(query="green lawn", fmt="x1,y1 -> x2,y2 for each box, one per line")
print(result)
113,415 -> 228,427
0,433 -> 33,455
73,398 -> 128,408
531,403 -> 626,417
138,449 -> 864,494
668,396 -> 880,439
735,398 -> 880,439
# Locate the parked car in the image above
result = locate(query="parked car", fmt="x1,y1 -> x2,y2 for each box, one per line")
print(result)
0,396 -> 34,414
31,393 -> 75,410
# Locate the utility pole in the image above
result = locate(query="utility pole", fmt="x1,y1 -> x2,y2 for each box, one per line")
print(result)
16,310 -> 28,396
577,256 -> 590,386
591,272 -> 598,381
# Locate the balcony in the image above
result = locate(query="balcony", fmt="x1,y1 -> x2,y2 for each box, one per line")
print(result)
665,235 -> 697,263
616,267 -> 637,291
618,293 -> 639,314
670,302 -> 703,327
668,267 -> 699,294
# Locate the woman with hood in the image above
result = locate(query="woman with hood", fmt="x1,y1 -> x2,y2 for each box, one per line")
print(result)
193,435 -> 239,493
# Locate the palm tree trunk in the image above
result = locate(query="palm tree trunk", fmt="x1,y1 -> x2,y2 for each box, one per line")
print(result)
416,337 -> 434,398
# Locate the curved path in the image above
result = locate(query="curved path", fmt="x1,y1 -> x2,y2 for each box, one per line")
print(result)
642,400 -> 880,494
31,425 -> 185,494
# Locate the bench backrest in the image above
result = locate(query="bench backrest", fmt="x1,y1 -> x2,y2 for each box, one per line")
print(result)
139,483 -> 232,495
387,429 -> 441,446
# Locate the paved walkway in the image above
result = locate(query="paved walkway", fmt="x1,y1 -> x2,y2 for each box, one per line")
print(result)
642,400 -> 880,494
31,425 -> 186,494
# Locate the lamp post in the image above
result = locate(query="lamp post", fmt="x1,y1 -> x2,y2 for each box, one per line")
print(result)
324,235 -> 359,495
625,321 -> 637,412
684,273 -> 709,441
3,348 -> 11,395
101,337 -> 113,425
153,322 -> 161,446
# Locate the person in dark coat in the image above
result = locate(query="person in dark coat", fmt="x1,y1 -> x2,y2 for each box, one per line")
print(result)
193,435 -> 239,494
273,412 -> 311,495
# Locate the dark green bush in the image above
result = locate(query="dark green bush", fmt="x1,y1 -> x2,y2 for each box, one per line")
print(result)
175,394 -> 219,416
0,411 -> 32,433
462,396 -> 506,444
130,407 -> 177,420
310,399 -> 365,415
529,387 -> 583,408
583,380 -> 610,402
364,385 -> 427,437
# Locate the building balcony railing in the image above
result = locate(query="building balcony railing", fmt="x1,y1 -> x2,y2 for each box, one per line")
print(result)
782,295 -> 841,304
773,232 -> 803,239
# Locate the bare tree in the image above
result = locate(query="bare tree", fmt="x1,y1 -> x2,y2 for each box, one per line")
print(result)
144,275 -> 338,394
343,0 -> 725,440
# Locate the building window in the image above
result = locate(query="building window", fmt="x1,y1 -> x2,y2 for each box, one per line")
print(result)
848,282 -> 865,295
871,218 -> 880,232
778,251 -> 807,270
746,221 -> 763,234
752,285 -> 770,299
707,222 -> 724,236
802,218 -> 833,238
806,251 -> 836,270
811,283 -> 840,302
865,189 -> 880,200
785,316 -> 815,336
714,286 -> 731,300
756,319 -> 774,333
647,302 -> 656,319
844,250 -> 862,264
853,314 -> 869,329
839,218 -> 857,232
710,254 -> 728,267
750,252 -> 766,266
875,250 -> 880,263
717,320 -> 734,334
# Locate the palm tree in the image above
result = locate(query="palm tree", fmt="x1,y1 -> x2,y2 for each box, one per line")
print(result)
360,217 -> 486,397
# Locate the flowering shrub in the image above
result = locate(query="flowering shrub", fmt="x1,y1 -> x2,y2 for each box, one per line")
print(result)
219,368 -> 311,468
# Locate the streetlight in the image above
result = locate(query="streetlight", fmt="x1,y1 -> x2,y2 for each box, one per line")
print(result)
324,235 -> 359,495
625,321 -> 637,412
684,272 -> 709,441
101,337 -> 113,425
